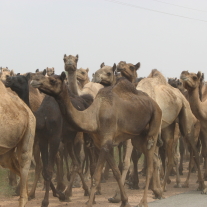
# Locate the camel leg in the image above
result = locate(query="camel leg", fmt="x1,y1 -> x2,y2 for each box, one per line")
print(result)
105,148 -> 130,207
108,139 -> 134,203
64,142 -> 89,201
40,134 -> 61,207
174,141 -> 182,188
118,142 -> 123,173
63,143 -> 70,181
182,147 -> 193,188
86,147 -> 108,207
136,141 -> 157,207
28,138 -> 42,200
16,125 -> 35,207
179,136 -> 184,175
130,147 -> 141,189
55,151 -> 66,192
161,123 -> 175,192
151,147 -> 163,199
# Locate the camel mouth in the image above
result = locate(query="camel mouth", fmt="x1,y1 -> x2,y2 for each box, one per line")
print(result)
116,67 -> 123,72
30,80 -> 42,88
180,76 -> 188,81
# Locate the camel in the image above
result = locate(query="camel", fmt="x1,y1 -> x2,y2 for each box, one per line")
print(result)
92,62 -> 142,199
117,61 -> 205,193
0,67 -> 15,82
0,80 -> 36,207
31,70 -> 162,207
180,71 -> 207,180
64,54 -> 103,98
5,71 -> 68,206
46,67 -> 55,76
77,67 -> 90,89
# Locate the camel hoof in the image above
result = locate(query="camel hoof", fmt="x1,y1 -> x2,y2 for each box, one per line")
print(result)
174,184 -> 182,188
58,192 -> 66,201
41,200 -> 49,207
201,188 -> 207,194
182,183 -> 189,188
86,200 -> 96,205
120,202 -> 131,207
84,190 -> 90,196
108,197 -> 121,203
95,191 -> 101,195
28,194 -> 35,200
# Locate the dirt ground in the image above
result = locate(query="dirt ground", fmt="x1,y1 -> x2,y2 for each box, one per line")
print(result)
0,162 -> 206,207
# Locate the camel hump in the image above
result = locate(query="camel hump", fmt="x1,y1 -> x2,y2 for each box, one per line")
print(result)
113,77 -> 138,95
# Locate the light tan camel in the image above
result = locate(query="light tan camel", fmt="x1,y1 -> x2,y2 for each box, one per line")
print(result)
46,67 -> 55,76
63,54 -> 103,98
117,62 -> 205,192
180,71 -> 207,180
0,67 -> 15,82
31,71 -> 162,207
0,80 -> 36,207
77,67 -> 90,89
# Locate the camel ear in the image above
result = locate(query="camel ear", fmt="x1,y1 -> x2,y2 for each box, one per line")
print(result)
0,67 -> 2,73
197,71 -> 202,79
86,68 -> 89,73
100,62 -> 105,68
17,73 -> 20,76
134,62 -> 140,71
201,73 -> 205,82
112,63 -> 116,73
76,54 -> 79,62
64,54 -> 67,57
36,69 -> 39,73
92,73 -> 94,77
10,70 -> 14,76
43,69 -> 47,76
60,72 -> 66,81
25,73 -> 30,81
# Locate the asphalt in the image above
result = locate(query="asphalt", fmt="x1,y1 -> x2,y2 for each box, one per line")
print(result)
148,190 -> 207,207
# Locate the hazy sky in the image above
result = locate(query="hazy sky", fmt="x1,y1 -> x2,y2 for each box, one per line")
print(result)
1,0 -> 207,79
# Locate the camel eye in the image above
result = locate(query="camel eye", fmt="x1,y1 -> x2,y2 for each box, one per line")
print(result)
81,72 -> 85,75
130,66 -> 134,71
193,76 -> 197,81
107,72 -> 111,76
50,79 -> 56,85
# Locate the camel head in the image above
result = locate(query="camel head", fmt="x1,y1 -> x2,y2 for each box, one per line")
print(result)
63,54 -> 78,74
31,70 -> 66,96
5,73 -> 30,93
117,61 -> 140,82
168,77 -> 184,91
180,71 -> 202,90
76,68 -> 89,81
92,63 -> 116,86
46,67 -> 55,76
0,67 -> 15,82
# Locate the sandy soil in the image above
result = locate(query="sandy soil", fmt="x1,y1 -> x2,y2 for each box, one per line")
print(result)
0,162 -> 206,207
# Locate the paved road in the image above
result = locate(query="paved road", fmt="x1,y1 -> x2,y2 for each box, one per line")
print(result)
148,190 -> 207,207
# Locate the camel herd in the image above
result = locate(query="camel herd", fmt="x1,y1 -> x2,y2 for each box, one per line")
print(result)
0,56 -> 207,207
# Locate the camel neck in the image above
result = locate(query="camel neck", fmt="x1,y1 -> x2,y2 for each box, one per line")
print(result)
79,78 -> 90,89
188,87 -> 207,120
67,71 -> 81,96
55,83 -> 98,132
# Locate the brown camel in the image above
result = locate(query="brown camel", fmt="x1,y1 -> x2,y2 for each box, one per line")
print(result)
92,62 -> 142,202
77,67 -> 90,89
31,71 -> 162,207
180,71 -> 207,180
0,80 -> 36,207
64,54 -> 103,98
117,62 -> 205,192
